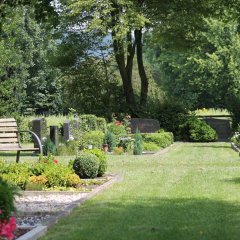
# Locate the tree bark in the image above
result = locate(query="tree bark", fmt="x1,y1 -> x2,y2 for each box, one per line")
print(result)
135,28 -> 148,106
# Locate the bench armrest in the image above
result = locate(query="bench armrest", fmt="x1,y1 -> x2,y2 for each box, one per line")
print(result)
18,130 -> 43,155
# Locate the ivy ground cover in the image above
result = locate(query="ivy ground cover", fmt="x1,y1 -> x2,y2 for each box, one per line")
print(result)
34,143 -> 240,239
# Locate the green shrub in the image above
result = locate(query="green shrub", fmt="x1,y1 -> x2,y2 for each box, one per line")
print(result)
73,153 -> 100,179
79,131 -> 104,149
84,149 -> 107,177
96,117 -> 107,133
107,122 -> 127,135
43,164 -> 76,187
143,142 -> 160,151
104,131 -> 116,151
179,117 -> 217,142
17,116 -> 33,143
0,177 -> 19,221
0,162 -> 30,189
43,137 -> 57,155
133,130 -> 143,155
142,132 -> 173,148
79,114 -> 98,132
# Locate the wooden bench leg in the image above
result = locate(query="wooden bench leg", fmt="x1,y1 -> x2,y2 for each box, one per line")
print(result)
16,151 -> 21,163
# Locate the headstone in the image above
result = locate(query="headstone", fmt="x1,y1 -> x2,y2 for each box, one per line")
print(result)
63,121 -> 70,141
50,126 -> 59,147
63,119 -> 80,141
130,118 -> 160,133
32,118 -> 48,149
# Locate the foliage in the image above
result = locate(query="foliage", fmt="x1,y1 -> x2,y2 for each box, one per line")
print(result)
0,6 -> 62,116
179,117 -> 217,142
79,131 -> 104,150
84,149 -> 107,177
153,99 -> 189,138
96,117 -> 107,133
0,162 -> 30,189
57,140 -> 78,156
142,142 -> 160,151
0,177 -> 18,221
43,138 -> 57,156
114,147 -> 124,155
118,136 -> 133,152
107,123 -> 127,136
104,131 -> 116,152
142,132 -> 173,149
133,129 -> 143,155
43,164 -> 75,187
73,153 -> 100,179
230,128 -> 240,147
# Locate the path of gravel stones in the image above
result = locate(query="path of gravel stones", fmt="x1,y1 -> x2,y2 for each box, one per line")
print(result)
15,192 -> 88,228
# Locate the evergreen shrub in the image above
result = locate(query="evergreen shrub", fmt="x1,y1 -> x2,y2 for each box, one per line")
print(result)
79,131 -> 104,149
104,131 -> 116,151
73,153 -> 100,179
133,130 -> 143,155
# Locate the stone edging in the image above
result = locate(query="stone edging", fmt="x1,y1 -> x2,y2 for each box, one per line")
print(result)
231,142 -> 240,154
16,174 -> 123,240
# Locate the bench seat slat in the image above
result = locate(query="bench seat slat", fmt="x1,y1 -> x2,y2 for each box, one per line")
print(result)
0,118 -> 16,123
0,122 -> 17,127
0,127 -> 18,132
0,133 -> 17,138
0,138 -> 18,143
0,147 -> 39,151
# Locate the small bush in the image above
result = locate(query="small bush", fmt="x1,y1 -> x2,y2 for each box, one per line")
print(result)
66,174 -> 81,187
143,142 -> 160,151
133,130 -> 143,155
79,131 -> 104,149
96,117 -> 107,133
73,153 -> 100,179
0,177 -> 18,221
29,175 -> 48,185
84,149 -> 107,177
43,164 -> 75,187
179,117 -> 217,142
142,132 -> 173,148
43,138 -> 57,155
57,140 -> 78,155
104,131 -> 116,151
114,147 -> 124,155
107,123 -> 127,135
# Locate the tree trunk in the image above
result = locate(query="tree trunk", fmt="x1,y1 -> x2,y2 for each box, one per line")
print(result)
135,28 -> 148,106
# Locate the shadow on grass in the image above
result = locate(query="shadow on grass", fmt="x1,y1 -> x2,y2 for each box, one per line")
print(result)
191,145 -> 231,149
46,198 -> 240,240
0,151 -> 36,157
224,177 -> 240,184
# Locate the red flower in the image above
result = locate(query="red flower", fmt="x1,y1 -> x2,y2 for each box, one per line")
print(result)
0,217 -> 16,240
53,159 -> 59,164
115,121 -> 122,126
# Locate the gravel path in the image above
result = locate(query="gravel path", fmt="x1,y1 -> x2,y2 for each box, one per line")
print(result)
15,192 -> 88,228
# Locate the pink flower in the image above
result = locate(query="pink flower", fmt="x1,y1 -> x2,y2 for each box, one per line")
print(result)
53,159 -> 59,164
0,217 -> 16,240
115,121 -> 122,126
0,209 -> 2,214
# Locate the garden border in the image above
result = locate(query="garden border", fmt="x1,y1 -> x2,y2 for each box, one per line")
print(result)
231,142 -> 240,154
16,174 -> 123,240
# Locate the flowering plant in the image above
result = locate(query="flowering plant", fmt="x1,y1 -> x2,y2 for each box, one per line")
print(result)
39,154 -> 59,164
0,214 -> 16,240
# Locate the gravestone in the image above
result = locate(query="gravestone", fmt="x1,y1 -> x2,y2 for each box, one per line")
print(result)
50,126 -> 59,147
32,118 -> 47,149
63,119 -> 80,141
63,121 -> 70,141
130,118 -> 160,133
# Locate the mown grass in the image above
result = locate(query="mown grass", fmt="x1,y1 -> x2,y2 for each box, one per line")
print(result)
33,142 -> 240,240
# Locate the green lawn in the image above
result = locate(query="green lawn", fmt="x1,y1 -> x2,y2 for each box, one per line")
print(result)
9,142 -> 240,240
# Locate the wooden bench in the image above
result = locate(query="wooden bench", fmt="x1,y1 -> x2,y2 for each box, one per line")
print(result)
0,118 -> 43,162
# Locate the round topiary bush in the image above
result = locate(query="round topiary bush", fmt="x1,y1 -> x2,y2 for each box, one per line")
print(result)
73,153 -> 100,179
84,149 -> 107,177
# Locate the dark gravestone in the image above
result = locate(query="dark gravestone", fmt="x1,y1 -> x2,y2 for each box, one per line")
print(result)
32,118 -> 47,149
63,121 -> 70,141
63,119 -> 80,141
50,126 -> 59,147
130,118 -> 160,133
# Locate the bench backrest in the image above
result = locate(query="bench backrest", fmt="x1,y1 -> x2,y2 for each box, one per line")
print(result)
0,118 -> 20,148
